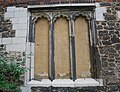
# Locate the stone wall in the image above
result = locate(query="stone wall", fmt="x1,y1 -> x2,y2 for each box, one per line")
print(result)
0,6 -> 28,52
32,2 -> 120,92
0,5 -> 29,89
95,2 -> 120,91
0,1 -> 120,92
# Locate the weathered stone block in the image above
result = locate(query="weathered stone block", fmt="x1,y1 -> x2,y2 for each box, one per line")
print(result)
101,22 -> 106,25
100,2 -> 111,6
115,44 -> 120,50
102,61 -> 108,67
95,7 -> 106,21
31,87 -> 99,92
16,29 -> 27,37
10,30 -> 15,37
106,77 -> 119,85
0,6 -> 4,13
109,63 -> 115,67
104,13 -> 116,20
108,31 -> 114,35
117,11 -> 120,18
99,31 -> 108,37
2,32 -> 9,38
102,35 -> 110,40
115,7 -> 120,11
99,46 -> 116,54
102,40 -> 112,45
114,31 -> 119,35
111,35 -> 120,43
108,85 -> 119,91
101,57 -> 108,61
108,59 -> 115,62
97,25 -> 103,29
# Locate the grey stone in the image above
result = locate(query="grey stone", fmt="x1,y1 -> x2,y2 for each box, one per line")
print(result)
111,35 -> 120,43
115,44 -> 120,50
109,55 -> 114,59
0,6 -> 4,13
31,87 -> 99,92
99,31 -> 108,37
108,85 -> 119,91
99,47 -> 116,54
104,13 -> 116,20
100,2 -> 111,6
102,40 -> 111,45
109,63 -> 115,67
102,61 -> 108,67
108,59 -> 114,62
115,7 -> 120,11
102,35 -> 110,40
97,25 -> 104,29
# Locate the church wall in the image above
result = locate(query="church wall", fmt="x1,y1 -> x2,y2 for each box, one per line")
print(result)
0,1 -> 120,92
95,2 -> 120,91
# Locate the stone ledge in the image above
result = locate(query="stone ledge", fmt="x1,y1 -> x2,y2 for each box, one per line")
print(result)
27,78 -> 102,87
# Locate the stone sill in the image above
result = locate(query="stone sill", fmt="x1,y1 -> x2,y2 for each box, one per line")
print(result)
27,78 -> 103,87
28,3 -> 96,9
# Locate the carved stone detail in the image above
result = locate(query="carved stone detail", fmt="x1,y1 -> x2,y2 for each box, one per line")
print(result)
52,12 -> 70,22
32,13 -> 51,23
72,11 -> 91,20
32,11 -> 92,22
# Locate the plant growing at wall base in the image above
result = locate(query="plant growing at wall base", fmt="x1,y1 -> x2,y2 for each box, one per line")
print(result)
0,57 -> 26,92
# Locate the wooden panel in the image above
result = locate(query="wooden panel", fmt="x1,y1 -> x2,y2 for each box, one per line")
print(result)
54,17 -> 70,79
34,17 -> 49,79
75,17 -> 91,78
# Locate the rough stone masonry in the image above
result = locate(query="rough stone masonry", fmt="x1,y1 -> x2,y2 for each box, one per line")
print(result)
0,0 -> 120,92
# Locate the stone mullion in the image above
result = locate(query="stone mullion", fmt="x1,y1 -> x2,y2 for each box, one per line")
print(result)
29,16 -> 35,81
29,15 -> 35,43
88,18 -> 93,46
88,18 -> 95,78
91,12 -> 101,78
91,10 -> 97,47
28,16 -> 32,81
92,9 -> 100,78
49,15 -> 55,81
69,18 -> 76,81
69,20 -> 73,80
88,11 -> 99,78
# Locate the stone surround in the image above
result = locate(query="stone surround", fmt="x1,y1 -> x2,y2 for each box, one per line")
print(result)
0,1 -> 120,92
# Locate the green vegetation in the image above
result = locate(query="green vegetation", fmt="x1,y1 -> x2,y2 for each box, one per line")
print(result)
0,58 -> 26,92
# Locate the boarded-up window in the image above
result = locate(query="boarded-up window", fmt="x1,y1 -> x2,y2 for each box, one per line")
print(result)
34,17 -> 49,79
75,17 -> 91,78
34,15 -> 92,80
54,17 -> 70,79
